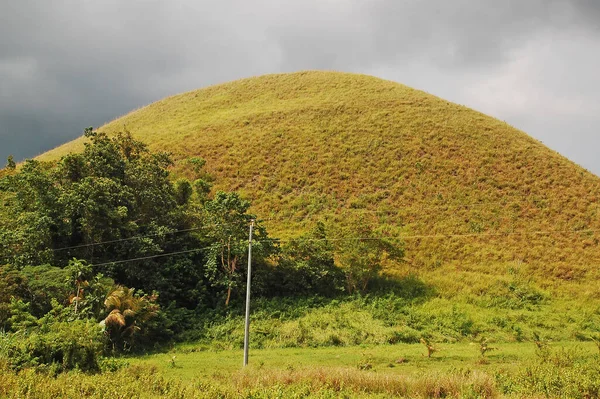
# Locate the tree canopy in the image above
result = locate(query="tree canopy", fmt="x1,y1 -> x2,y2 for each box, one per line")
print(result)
0,129 -> 276,309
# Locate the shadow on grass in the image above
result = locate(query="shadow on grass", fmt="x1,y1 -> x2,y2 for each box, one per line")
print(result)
367,273 -> 435,302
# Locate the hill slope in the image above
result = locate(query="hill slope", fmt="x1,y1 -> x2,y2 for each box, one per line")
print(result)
39,71 -> 600,291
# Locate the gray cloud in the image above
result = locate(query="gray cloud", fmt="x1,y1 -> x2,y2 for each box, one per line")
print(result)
1,0 -> 599,174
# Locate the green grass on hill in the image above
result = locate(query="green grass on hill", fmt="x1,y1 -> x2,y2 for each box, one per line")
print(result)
36,71 -> 600,296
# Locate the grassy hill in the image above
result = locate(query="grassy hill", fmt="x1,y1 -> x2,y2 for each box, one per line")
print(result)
38,71 -> 600,298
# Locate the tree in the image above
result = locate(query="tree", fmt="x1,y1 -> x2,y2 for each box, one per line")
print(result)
203,191 -> 275,306
102,285 -> 159,352
5,155 -> 15,170
420,337 -> 437,358
334,223 -> 403,294
65,258 -> 113,318
265,221 -> 345,297
0,129 -> 205,308
66,258 -> 91,314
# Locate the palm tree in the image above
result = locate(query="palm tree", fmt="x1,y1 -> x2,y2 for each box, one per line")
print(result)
102,285 -> 158,351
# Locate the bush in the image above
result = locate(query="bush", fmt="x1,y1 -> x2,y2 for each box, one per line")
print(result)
257,222 -> 345,298
496,347 -> 600,398
0,319 -> 104,373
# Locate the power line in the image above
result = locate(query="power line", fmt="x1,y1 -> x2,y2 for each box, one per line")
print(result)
266,228 -> 600,243
39,219 -> 265,253
5,206 -> 599,266
90,244 -> 216,267
15,219 -> 600,257
52,226 -> 207,252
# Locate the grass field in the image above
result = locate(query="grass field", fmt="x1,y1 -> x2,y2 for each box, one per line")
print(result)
131,341 -> 598,380
3,341 -> 600,398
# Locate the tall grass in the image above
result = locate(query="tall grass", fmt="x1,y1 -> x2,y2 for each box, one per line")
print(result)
3,347 -> 600,398
0,362 -> 498,398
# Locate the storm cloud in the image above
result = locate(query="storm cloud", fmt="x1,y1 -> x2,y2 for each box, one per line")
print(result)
1,0 -> 599,173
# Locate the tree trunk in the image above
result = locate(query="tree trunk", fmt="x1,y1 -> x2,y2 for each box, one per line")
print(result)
74,281 -> 80,313
225,286 -> 232,306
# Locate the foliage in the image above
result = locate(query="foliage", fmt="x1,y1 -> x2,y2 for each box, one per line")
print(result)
202,191 -> 276,306
64,258 -> 114,319
6,299 -> 38,331
333,223 -> 404,294
102,285 -> 159,352
0,319 -> 104,373
260,221 -> 345,297
5,155 -> 15,171
0,129 -> 207,308
0,265 -> 28,330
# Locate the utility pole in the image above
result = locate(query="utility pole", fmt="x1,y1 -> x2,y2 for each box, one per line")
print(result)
243,219 -> 255,367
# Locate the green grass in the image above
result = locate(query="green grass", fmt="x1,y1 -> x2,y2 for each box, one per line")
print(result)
182,293 -> 600,348
4,341 -> 599,398
133,341 -> 597,381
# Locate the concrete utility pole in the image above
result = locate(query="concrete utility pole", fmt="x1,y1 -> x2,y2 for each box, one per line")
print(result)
243,219 -> 255,367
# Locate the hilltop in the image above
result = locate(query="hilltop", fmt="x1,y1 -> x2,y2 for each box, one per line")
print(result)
38,71 -> 600,294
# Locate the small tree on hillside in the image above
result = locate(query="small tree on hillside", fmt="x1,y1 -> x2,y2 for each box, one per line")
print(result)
590,332 -> 600,355
5,155 -> 15,170
420,337 -> 437,358
203,191 -> 275,306
334,223 -> 403,294
477,337 -> 496,357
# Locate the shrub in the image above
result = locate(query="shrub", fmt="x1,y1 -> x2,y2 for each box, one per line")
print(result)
0,319 -> 104,373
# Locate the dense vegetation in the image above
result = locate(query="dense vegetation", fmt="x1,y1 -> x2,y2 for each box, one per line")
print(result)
0,130 -> 401,373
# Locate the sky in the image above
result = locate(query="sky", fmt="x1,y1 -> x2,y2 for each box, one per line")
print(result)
1,0 -> 599,174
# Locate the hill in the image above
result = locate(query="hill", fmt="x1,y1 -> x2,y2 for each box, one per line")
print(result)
38,71 -> 600,295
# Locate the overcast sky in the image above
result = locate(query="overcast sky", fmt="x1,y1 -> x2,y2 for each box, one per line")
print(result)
1,0 -> 599,174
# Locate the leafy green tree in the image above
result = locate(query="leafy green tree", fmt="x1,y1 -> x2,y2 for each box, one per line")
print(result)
334,223 -> 404,294
65,258 -> 91,314
0,129 -> 206,308
186,157 -> 213,202
64,258 -> 113,319
17,265 -> 71,318
5,155 -> 15,170
6,298 -> 38,331
264,222 -> 345,297
0,265 -> 28,330
203,191 -> 275,306
1,318 -> 104,373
